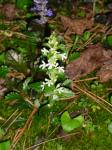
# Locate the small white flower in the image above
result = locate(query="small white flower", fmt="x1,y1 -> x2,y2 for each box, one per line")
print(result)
56,84 -> 64,94
56,83 -> 61,88
41,78 -> 54,90
58,66 -> 64,73
41,48 -> 49,55
41,83 -> 45,90
57,87 -> 64,94
47,63 -> 55,69
45,78 -> 54,87
39,61 -> 47,69
60,53 -> 67,61
47,61 -> 58,69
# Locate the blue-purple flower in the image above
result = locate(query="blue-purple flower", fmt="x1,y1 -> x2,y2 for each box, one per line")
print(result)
45,8 -> 53,17
30,0 -> 53,24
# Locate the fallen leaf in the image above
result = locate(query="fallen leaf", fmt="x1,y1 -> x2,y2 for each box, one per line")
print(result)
97,59 -> 112,82
0,3 -> 17,21
65,44 -> 112,80
60,15 -> 93,35
0,78 -> 5,84
7,71 -> 25,80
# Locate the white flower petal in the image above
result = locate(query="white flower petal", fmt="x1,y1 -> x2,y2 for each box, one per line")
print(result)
44,78 -> 54,87
59,53 -> 67,61
39,61 -> 47,69
58,66 -> 64,73
41,48 -> 49,55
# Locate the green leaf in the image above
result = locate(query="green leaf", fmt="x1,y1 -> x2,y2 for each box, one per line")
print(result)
44,85 -> 55,94
61,111 -> 84,132
0,127 -> 5,138
29,82 -> 42,92
110,95 -> 112,104
0,140 -> 10,150
16,0 -> 32,10
0,66 -> 9,77
82,31 -> 91,41
62,79 -> 72,86
23,77 -> 32,93
5,92 -> 23,101
108,122 -> 112,134
106,35 -> 112,46
58,88 -> 75,99
0,53 -> 5,65
69,52 -> 80,62
77,9 -> 86,17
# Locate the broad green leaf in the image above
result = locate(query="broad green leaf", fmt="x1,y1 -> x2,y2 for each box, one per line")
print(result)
0,66 -> 9,77
16,0 -> 32,10
58,44 -> 67,53
29,82 -> 42,92
61,111 -> 84,132
62,79 -> 72,86
69,52 -> 80,62
82,31 -> 91,41
0,140 -> 10,150
106,35 -> 112,46
108,122 -> 112,134
5,92 -> 23,101
44,85 -> 55,94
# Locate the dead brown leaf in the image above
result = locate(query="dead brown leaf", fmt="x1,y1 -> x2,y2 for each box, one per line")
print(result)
60,15 -> 93,35
65,44 -> 112,81
97,59 -> 112,82
7,71 -> 25,80
0,3 -> 17,21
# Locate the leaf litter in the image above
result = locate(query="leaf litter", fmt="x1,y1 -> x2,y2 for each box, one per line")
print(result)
65,44 -> 112,82
60,15 -> 93,35
0,3 -> 17,21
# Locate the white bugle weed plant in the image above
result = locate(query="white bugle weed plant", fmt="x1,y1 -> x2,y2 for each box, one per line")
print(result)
39,32 -> 74,105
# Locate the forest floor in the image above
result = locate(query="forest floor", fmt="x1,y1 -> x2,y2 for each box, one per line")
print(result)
0,0 -> 112,150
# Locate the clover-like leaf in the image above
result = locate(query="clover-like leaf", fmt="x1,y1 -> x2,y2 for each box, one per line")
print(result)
0,140 -> 10,150
61,111 -> 84,132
